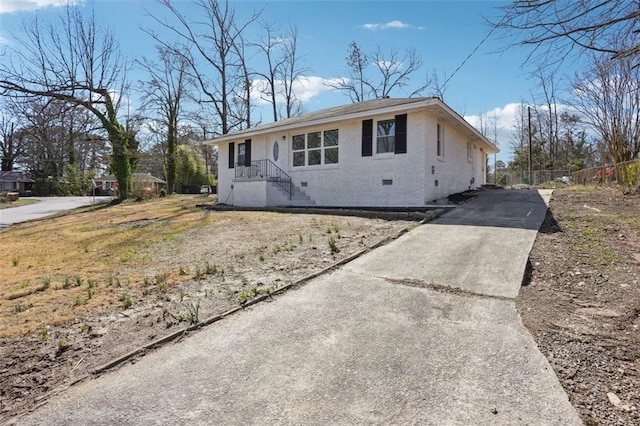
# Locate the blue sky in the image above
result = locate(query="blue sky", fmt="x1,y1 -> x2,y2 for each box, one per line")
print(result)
0,0 -> 580,162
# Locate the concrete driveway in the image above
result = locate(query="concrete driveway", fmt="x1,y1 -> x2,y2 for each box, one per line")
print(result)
0,196 -> 111,228
15,189 -> 581,425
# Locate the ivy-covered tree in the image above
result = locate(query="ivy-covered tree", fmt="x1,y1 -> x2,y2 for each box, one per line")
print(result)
0,5 -> 135,199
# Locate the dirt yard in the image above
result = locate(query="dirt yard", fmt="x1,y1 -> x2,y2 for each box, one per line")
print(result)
0,196 -> 413,422
518,186 -> 640,425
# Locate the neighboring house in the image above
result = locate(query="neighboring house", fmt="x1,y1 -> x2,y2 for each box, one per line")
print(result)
94,173 -> 167,195
0,171 -> 33,195
206,97 -> 499,207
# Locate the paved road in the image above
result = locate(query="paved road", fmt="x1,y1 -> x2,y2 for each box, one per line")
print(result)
0,196 -> 111,228
15,189 -> 581,425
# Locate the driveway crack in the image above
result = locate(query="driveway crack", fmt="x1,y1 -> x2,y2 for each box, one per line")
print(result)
383,277 -> 516,302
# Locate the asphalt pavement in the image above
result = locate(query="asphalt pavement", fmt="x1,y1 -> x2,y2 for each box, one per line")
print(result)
14,188 -> 582,425
0,196 -> 111,228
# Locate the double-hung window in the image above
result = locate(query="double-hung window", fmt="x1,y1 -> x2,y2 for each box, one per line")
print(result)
292,130 -> 339,167
362,114 -> 406,156
237,142 -> 246,166
377,120 -> 395,154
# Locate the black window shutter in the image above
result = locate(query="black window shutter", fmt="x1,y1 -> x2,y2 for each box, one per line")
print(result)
228,142 -> 235,168
362,119 -> 373,157
244,139 -> 251,166
395,114 -> 407,154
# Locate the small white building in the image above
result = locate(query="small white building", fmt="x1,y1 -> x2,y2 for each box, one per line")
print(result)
206,97 -> 498,207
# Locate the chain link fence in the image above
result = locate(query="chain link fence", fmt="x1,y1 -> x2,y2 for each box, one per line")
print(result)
494,170 -> 571,187
571,160 -> 640,189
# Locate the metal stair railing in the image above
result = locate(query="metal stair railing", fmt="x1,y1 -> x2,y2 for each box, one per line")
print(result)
235,159 -> 293,199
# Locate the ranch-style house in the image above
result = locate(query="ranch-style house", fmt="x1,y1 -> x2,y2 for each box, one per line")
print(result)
206,97 -> 499,207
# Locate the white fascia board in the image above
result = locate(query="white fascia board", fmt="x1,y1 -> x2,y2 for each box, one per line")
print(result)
435,102 -> 500,154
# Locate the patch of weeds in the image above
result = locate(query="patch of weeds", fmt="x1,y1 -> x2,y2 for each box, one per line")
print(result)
283,242 -> 296,252
238,289 -> 250,304
179,266 -> 187,276
56,338 -> 68,354
180,289 -> 186,302
205,262 -> 218,275
83,244 -> 89,254
204,288 -> 212,298
328,236 -> 340,254
40,329 -> 49,340
75,276 -> 82,287
86,280 -> 96,300
118,293 -> 133,308
237,285 -> 274,304
73,295 -> 83,307
143,276 -> 150,286
272,245 -> 281,255
155,273 -> 167,293
326,225 -> 341,239
582,227 -> 601,238
79,324 -> 90,333
298,233 -> 304,244
39,275 -> 51,291
194,267 -> 204,280
13,302 -> 24,313
185,300 -> 200,325
259,254 -> 265,262
12,257 -> 18,267
19,281 -> 30,290
119,247 -> 138,263
62,276 -> 72,289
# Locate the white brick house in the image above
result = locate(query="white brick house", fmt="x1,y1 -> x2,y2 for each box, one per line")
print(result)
206,97 -> 498,207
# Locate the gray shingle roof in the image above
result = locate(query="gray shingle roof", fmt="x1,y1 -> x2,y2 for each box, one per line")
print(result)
208,97 -> 436,142
0,171 -> 33,182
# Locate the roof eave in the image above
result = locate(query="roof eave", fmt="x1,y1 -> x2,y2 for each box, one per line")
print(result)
205,98 -> 439,146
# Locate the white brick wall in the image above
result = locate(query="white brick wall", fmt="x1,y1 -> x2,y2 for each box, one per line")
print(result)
215,109 -> 488,207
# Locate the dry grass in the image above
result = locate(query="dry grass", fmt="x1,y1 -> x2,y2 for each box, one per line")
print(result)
1,196 -> 412,339
0,196 -> 218,337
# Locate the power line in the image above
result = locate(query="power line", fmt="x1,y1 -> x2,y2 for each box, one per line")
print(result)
441,4 -> 516,92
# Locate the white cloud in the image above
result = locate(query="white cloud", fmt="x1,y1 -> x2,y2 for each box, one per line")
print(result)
362,20 -> 423,31
0,0 -> 77,14
250,75 -> 344,105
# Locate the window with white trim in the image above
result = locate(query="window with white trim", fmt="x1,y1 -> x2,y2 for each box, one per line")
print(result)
377,119 -> 395,153
436,122 -> 444,159
292,129 -> 339,167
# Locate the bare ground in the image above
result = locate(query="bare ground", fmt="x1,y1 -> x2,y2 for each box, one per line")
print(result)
518,187 -> 640,425
0,202 -> 412,423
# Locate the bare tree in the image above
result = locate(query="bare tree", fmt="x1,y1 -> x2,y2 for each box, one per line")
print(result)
253,20 -> 286,122
146,0 -> 261,135
329,41 -> 369,103
329,42 -> 428,102
531,66 -> 559,165
369,47 -> 427,99
493,0 -> 640,64
279,26 -> 306,119
138,45 -> 191,194
0,99 -> 27,171
0,5 -> 135,199
573,53 -> 640,166
10,98 -> 106,195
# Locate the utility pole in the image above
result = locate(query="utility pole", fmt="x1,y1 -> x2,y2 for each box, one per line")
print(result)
528,106 -> 533,185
